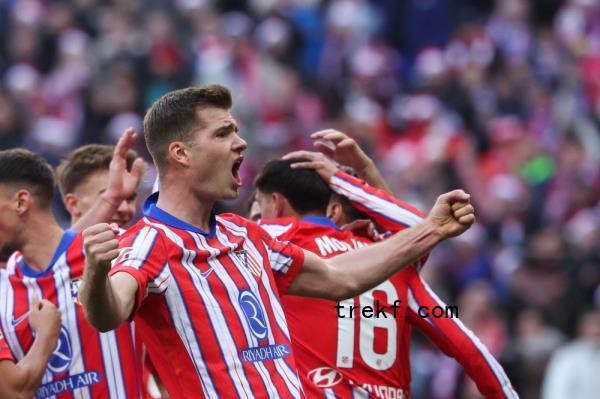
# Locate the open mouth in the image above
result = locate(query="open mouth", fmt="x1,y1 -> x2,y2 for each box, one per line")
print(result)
232,157 -> 243,185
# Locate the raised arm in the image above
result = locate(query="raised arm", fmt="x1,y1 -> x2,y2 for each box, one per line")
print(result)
283,149 -> 423,233
71,128 -> 147,232
79,223 -> 138,332
287,189 -> 475,300
307,129 -> 394,194
0,299 -> 61,399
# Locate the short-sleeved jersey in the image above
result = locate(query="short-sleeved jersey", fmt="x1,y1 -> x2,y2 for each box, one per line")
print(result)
0,330 -> 14,362
0,231 -> 145,399
109,193 -> 306,399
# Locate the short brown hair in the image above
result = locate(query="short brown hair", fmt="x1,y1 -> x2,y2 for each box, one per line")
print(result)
143,84 -> 232,170
0,148 -> 55,208
56,144 -> 137,195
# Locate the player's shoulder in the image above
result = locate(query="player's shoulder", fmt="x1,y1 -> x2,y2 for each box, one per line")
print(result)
216,212 -> 249,225
118,217 -> 166,244
215,212 -> 257,232
258,217 -> 298,239
217,213 -> 291,242
2,251 -> 22,276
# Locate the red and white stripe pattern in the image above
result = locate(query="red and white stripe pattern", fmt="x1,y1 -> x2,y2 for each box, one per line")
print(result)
329,170 -> 426,233
0,233 -> 145,399
109,204 -> 305,399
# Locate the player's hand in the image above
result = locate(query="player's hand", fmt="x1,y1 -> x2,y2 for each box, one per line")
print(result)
282,150 -> 338,182
311,129 -> 373,173
426,190 -> 475,239
103,128 -> 147,206
83,223 -> 121,275
341,219 -> 384,242
28,297 -> 61,340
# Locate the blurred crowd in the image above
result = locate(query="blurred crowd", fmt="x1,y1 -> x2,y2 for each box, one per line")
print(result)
0,0 -> 599,398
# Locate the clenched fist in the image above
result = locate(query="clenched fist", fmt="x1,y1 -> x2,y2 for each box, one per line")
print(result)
83,223 -> 121,275
427,190 -> 475,239
29,298 -> 61,341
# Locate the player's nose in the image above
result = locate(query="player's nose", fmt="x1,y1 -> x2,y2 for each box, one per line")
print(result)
233,134 -> 247,153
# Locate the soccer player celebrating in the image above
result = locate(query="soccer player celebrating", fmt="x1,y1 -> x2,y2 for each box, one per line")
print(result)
0,298 -> 61,398
0,141 -> 148,398
255,153 -> 517,397
79,84 -> 476,398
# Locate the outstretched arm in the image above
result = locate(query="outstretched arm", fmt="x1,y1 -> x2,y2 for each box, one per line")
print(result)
71,128 -> 147,231
79,223 -> 139,332
0,299 -> 61,399
287,189 -> 475,300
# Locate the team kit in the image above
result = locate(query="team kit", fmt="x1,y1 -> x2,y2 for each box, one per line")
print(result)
0,85 -> 518,398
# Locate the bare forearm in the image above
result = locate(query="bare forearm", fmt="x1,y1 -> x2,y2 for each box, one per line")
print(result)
292,220 -> 443,299
0,332 -> 57,398
80,264 -> 127,332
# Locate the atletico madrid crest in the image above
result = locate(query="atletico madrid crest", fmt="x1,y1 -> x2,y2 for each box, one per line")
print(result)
234,249 -> 262,278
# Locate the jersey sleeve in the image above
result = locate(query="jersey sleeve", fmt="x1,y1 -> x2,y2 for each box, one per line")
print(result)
109,226 -> 170,316
329,170 -> 425,233
255,224 -> 305,294
330,170 -> 429,270
0,330 -> 14,362
405,269 -> 518,399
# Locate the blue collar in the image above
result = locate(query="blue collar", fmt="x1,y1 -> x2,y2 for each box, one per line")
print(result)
20,229 -> 78,278
301,215 -> 340,230
143,192 -> 216,236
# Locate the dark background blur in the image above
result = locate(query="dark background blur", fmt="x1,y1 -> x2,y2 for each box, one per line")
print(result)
1,0 -> 599,398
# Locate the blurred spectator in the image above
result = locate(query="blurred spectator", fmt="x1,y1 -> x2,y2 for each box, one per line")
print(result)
542,309 -> 600,399
0,0 -> 599,397
507,309 -> 565,399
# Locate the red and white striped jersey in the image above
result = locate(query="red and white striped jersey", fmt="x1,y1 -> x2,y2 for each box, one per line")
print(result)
109,193 -> 306,399
0,230 -> 146,399
259,170 -> 518,399
0,330 -> 13,362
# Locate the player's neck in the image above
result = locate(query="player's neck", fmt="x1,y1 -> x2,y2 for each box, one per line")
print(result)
156,187 -> 214,232
20,213 -> 64,272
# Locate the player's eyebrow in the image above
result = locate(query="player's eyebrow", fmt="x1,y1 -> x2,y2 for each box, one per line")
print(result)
214,121 -> 239,135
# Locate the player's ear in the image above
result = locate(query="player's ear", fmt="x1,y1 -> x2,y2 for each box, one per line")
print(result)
272,193 -> 287,218
168,141 -> 192,167
63,193 -> 82,219
14,189 -> 34,216
327,201 -> 343,225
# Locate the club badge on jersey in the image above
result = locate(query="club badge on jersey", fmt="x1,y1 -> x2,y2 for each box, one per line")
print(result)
233,249 -> 262,278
